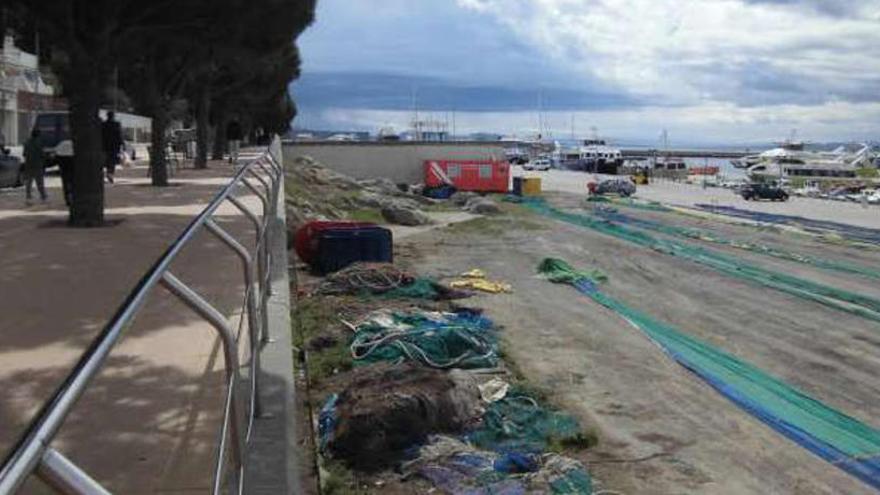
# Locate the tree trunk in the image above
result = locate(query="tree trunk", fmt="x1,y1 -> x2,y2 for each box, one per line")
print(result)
68,65 -> 105,227
195,86 -> 210,169
150,107 -> 169,186
212,115 -> 226,160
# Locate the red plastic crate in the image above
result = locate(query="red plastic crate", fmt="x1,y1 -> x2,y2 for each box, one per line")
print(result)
294,221 -> 375,263
424,159 -> 510,193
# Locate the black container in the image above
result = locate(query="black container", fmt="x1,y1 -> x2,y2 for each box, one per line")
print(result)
512,177 -> 524,196
313,226 -> 393,275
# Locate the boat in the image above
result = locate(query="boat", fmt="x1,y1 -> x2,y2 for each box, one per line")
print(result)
732,139 -> 806,169
746,144 -> 874,180
560,136 -> 623,174
648,130 -> 688,172
652,156 -> 687,171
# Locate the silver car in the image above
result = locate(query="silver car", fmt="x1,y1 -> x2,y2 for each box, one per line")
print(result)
0,154 -> 22,188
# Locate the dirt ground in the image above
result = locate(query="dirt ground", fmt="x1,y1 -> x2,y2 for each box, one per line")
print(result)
394,193 -> 880,494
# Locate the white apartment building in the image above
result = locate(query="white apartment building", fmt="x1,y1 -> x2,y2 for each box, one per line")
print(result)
0,34 -> 59,146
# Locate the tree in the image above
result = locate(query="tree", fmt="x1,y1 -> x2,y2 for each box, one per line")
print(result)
4,0 -> 316,219
193,0 -> 316,165
3,0 -> 200,224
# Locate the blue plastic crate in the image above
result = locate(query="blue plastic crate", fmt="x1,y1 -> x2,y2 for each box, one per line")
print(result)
313,226 -> 393,275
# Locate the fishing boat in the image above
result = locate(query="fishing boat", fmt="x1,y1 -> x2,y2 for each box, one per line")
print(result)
560,136 -> 623,174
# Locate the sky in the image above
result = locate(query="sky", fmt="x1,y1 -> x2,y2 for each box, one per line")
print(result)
290,0 -> 880,146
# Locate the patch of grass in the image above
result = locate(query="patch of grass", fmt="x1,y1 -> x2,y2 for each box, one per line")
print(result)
309,341 -> 354,383
422,201 -> 459,213
321,459 -> 367,495
348,208 -> 385,224
292,297 -> 336,348
443,217 -> 507,236
292,297 -> 354,383
517,219 -> 550,231
547,429 -> 600,453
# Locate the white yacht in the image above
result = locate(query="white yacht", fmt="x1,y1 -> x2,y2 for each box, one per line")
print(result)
732,140 -> 807,169
747,144 -> 875,180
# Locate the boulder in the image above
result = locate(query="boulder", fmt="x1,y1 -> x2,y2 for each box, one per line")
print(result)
359,178 -> 400,195
451,191 -> 479,207
381,204 -> 432,226
464,197 -> 502,215
355,192 -> 389,209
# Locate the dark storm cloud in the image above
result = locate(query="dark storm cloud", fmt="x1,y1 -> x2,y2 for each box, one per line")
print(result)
292,72 -> 645,112
678,59 -> 880,107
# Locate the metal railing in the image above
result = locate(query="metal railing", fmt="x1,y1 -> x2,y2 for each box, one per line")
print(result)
0,139 -> 285,495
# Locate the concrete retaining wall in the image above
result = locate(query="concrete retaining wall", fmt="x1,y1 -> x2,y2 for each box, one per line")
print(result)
283,141 -> 507,183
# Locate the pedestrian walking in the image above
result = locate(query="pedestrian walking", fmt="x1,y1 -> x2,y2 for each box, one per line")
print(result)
226,119 -> 243,164
23,129 -> 47,205
102,111 -> 123,183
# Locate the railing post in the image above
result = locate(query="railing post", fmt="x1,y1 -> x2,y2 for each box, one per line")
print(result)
205,219 -> 263,420
239,178 -> 273,344
225,195 -> 269,342
159,272 -> 246,491
36,449 -> 111,495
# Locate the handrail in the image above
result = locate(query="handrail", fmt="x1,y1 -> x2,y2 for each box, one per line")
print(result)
0,139 -> 285,495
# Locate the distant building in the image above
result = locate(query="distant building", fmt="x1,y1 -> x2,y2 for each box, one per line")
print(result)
0,34 -> 62,145
288,128 -> 371,141
404,119 -> 449,142
469,133 -> 504,142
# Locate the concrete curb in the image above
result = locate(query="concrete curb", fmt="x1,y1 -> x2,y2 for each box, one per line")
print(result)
245,157 -> 301,493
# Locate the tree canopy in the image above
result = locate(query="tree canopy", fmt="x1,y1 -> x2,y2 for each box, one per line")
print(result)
1,0 -> 316,224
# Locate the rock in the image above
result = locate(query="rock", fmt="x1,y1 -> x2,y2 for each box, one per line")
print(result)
409,184 -> 426,196
451,191 -> 479,207
359,178 -> 399,196
381,204 -> 432,226
356,192 -> 389,209
464,197 -> 502,215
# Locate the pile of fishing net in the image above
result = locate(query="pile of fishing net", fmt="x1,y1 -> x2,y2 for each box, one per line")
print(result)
316,262 -> 469,300
351,309 -> 499,369
403,436 -> 592,495
319,364 -> 483,471
467,388 -> 584,453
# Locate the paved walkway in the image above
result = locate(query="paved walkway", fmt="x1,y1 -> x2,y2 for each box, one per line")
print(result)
0,158 -> 268,494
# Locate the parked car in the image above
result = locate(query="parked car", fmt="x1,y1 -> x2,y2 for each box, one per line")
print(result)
593,178 -> 636,197
0,153 -> 23,188
524,158 -> 551,171
741,183 -> 789,201
867,190 -> 880,205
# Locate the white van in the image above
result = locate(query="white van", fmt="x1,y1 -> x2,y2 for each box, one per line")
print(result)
32,110 -> 152,169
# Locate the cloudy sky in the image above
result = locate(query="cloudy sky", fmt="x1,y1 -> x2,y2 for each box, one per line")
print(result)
291,0 -> 880,145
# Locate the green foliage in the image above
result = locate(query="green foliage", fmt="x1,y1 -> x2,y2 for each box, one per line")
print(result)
292,297 -> 352,382
548,430 -> 600,453
856,168 -> 879,178
348,208 -> 385,224
321,460 -> 367,495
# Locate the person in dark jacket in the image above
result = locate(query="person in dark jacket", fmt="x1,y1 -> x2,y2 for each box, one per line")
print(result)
23,129 -> 47,205
102,111 -> 124,183
226,119 -> 243,163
